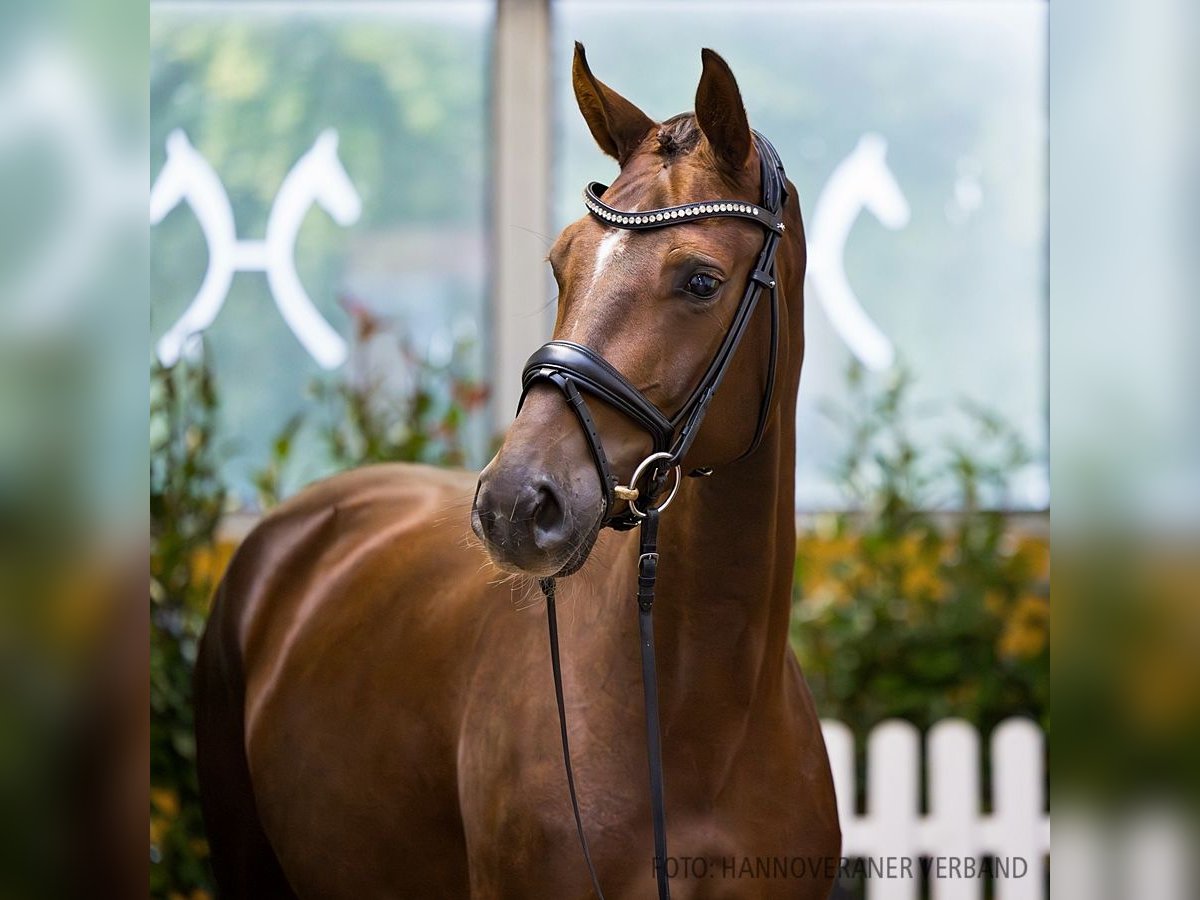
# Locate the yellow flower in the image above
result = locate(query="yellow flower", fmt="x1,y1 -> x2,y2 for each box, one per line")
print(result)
998,594 -> 1049,659
900,558 -> 946,602
1010,535 -> 1050,582
150,816 -> 167,848
150,786 -> 180,818
190,540 -> 236,594
984,589 -> 1007,616
190,890 -> 213,900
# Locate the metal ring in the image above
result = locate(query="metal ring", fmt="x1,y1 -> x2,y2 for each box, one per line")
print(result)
625,451 -> 682,518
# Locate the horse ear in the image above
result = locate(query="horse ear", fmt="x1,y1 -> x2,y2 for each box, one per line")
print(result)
695,48 -> 753,174
572,42 -> 656,166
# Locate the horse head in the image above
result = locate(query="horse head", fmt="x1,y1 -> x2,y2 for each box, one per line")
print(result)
149,129 -> 199,224
853,133 -> 910,229
473,46 -> 805,578
301,130 -> 362,226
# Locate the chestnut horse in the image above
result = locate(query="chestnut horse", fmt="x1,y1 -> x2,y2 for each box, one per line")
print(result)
195,46 -> 840,898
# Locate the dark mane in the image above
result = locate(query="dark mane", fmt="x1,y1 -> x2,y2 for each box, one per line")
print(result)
655,114 -> 701,159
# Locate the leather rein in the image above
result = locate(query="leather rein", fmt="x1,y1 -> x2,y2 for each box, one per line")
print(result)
520,131 -> 789,900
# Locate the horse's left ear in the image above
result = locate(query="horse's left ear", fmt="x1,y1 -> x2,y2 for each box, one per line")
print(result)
695,49 -> 753,174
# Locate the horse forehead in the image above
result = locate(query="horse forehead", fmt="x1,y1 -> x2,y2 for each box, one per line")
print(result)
611,155 -> 727,208
590,229 -> 629,282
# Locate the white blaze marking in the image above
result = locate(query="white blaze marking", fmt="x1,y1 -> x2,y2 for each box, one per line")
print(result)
588,228 -> 629,295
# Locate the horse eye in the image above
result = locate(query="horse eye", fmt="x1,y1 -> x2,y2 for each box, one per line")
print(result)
685,272 -> 721,299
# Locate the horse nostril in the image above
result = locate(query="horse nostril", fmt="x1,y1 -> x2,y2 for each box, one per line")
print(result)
532,483 -> 570,550
476,505 -> 497,537
471,482 -> 501,544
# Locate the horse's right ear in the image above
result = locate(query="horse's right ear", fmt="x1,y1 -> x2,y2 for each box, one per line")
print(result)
572,43 -> 656,167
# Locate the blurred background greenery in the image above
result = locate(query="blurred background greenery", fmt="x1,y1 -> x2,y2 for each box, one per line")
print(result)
151,4 -> 492,504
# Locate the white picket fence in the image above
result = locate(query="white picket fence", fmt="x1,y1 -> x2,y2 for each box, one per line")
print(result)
820,717 -> 1049,899
822,718 -> 1199,900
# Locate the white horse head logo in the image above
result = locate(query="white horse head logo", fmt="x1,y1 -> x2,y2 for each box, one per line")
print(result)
151,128 -> 361,369
807,133 -> 910,371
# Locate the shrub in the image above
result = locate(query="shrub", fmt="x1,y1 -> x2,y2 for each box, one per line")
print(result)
252,297 -> 488,508
149,352 -> 225,899
790,364 -> 1049,739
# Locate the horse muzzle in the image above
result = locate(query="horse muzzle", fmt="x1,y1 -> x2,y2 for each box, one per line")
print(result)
471,461 -> 604,578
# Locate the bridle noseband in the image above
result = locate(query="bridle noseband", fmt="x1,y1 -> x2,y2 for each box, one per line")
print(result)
521,132 -> 789,900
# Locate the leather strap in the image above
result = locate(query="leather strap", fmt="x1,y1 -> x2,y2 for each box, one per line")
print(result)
636,509 -> 671,900
538,507 -> 672,900
523,342 -> 673,445
557,373 -> 619,513
541,577 -> 608,900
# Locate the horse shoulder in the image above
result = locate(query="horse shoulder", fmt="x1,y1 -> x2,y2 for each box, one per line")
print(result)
198,462 -> 490,893
205,462 -> 488,764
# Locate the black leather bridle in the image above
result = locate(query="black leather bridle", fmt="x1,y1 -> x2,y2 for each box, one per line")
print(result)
522,131 -> 789,900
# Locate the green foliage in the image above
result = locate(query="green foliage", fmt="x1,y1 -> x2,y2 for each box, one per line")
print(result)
311,321 -> 486,474
150,353 -> 225,898
791,363 -> 1049,740
252,300 -> 487,508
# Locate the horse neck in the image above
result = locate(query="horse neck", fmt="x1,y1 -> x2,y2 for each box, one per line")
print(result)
266,156 -> 318,242
809,158 -> 868,252
172,152 -> 236,242
647,384 -> 799,730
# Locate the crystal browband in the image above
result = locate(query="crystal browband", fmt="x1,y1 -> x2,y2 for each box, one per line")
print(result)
583,181 -> 785,235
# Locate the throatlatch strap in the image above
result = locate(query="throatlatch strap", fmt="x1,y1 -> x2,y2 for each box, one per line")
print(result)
541,577 -> 607,900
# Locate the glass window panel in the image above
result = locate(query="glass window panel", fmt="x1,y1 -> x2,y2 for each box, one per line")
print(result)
151,1 -> 492,504
553,0 -> 1047,510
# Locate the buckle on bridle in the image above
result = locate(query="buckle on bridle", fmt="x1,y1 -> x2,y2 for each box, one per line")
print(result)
638,551 -> 659,578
